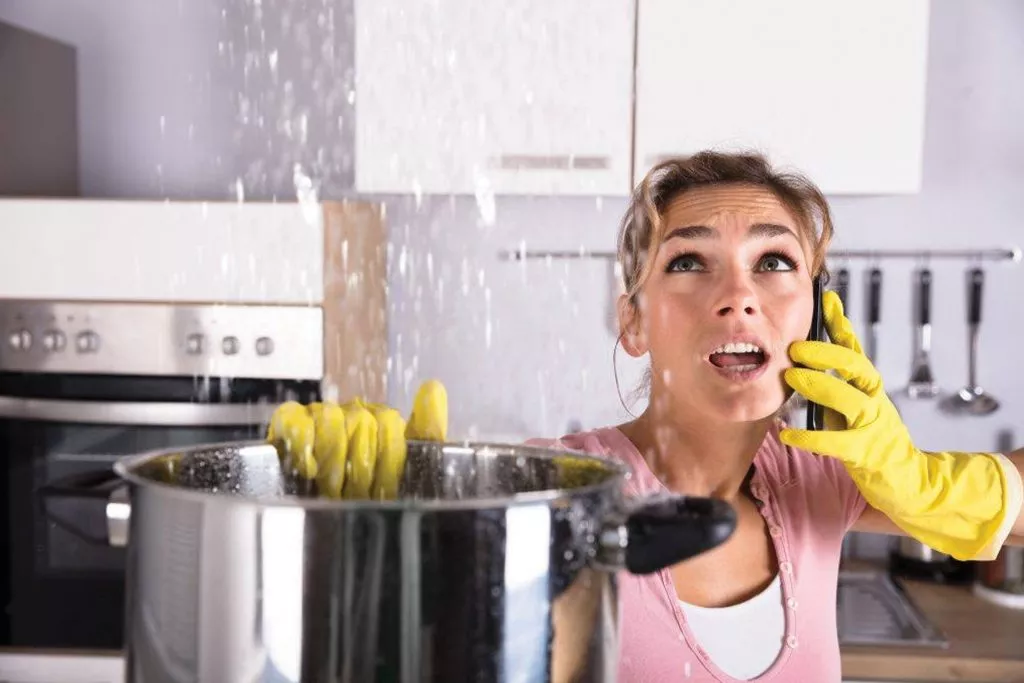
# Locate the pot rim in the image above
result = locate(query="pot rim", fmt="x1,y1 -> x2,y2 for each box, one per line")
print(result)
113,438 -> 634,511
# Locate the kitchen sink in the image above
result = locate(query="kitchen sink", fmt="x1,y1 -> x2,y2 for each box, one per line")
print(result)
837,569 -> 948,648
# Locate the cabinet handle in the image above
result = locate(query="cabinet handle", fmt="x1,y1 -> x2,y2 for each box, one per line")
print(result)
493,155 -> 610,171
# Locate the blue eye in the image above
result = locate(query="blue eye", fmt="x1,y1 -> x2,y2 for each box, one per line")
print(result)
666,254 -> 705,273
759,252 -> 796,272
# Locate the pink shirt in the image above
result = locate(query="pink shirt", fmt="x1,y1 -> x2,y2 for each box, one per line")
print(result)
528,420 -> 867,682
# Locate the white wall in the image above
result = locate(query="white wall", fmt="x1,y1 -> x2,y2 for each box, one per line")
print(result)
2,1 -> 1021,451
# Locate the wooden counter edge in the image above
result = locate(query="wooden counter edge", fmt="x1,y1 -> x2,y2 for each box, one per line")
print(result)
842,650 -> 1024,682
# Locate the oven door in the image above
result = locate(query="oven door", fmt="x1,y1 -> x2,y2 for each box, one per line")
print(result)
0,396 -> 274,651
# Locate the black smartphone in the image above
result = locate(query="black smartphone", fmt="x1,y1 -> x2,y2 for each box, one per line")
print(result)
805,274 -> 827,431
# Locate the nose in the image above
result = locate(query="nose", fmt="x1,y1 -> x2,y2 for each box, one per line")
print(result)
715,274 -> 760,318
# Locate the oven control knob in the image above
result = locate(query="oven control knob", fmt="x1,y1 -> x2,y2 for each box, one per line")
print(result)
222,336 -> 240,355
7,329 -> 31,351
255,336 -> 274,356
42,330 -> 66,352
76,330 -> 100,353
185,333 -> 204,355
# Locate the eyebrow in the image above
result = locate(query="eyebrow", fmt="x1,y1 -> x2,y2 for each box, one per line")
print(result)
663,223 -> 796,242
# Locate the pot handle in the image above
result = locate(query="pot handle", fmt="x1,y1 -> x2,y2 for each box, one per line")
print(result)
598,495 -> 736,575
37,469 -> 130,548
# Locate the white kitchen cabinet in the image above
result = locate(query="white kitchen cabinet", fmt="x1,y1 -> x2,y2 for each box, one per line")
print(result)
633,0 -> 930,195
354,0 -> 634,196
0,199 -> 324,304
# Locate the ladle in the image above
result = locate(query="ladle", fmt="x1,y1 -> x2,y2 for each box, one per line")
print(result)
940,267 -> 999,416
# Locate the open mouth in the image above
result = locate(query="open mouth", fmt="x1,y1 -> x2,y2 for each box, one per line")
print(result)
707,342 -> 768,373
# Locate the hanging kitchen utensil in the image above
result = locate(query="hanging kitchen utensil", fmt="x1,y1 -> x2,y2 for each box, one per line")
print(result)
865,268 -> 882,364
862,267 -> 903,419
940,267 -> 999,416
906,267 -> 939,399
834,267 -> 851,311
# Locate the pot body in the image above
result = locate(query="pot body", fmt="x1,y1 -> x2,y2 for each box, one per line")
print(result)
125,483 -> 619,683
115,440 -> 734,683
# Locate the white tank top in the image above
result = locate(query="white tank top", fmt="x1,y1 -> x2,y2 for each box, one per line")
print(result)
678,574 -> 786,680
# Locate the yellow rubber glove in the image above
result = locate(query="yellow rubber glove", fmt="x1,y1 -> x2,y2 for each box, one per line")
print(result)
267,402 -> 317,479
266,379 -> 449,500
405,379 -> 448,441
311,401 -> 348,498
779,290 -> 1022,562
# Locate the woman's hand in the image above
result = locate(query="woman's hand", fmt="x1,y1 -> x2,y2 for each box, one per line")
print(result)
780,289 -> 908,461
266,379 -> 448,500
779,290 -> 1022,561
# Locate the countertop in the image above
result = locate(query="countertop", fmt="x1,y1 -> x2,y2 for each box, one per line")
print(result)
841,569 -> 1024,682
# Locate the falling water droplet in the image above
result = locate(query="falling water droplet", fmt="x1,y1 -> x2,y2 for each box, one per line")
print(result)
293,163 -> 319,225
473,171 -> 496,226
413,179 -> 424,209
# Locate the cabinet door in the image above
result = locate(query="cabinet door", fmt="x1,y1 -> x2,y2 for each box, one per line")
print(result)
355,0 -> 634,196
634,0 -> 930,194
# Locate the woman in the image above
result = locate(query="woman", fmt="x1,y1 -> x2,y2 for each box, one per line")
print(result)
269,151 -> 1024,681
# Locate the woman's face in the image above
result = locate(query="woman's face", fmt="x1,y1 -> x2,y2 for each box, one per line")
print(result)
626,184 -> 814,423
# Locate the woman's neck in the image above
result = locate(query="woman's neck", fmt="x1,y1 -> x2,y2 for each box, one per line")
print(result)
618,398 -> 774,502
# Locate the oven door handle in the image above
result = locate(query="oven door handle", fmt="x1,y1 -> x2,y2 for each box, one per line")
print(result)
0,396 -> 277,426
37,469 -> 130,548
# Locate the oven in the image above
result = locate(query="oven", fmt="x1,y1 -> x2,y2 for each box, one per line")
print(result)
0,299 -> 323,658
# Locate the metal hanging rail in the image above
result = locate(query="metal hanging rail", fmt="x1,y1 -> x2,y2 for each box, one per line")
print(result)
499,246 -> 1023,263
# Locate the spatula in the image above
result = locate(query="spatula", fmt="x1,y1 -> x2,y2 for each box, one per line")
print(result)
865,268 -> 882,364
906,268 -> 939,399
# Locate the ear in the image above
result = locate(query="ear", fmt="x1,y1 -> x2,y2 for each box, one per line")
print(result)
617,293 -> 648,357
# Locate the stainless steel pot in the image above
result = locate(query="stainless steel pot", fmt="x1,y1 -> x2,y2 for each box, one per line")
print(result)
888,536 -> 975,585
974,545 -> 1024,608
894,537 -> 949,564
72,439 -> 736,683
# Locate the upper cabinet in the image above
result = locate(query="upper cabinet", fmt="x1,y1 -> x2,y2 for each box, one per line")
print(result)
354,0 -> 635,196
633,0 -> 931,195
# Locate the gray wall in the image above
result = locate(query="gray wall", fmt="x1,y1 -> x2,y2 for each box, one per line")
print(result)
2,1 -> 1021,456
0,21 -> 79,195
0,0 -> 355,199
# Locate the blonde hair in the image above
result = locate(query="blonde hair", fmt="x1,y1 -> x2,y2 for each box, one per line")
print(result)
617,150 -> 834,305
